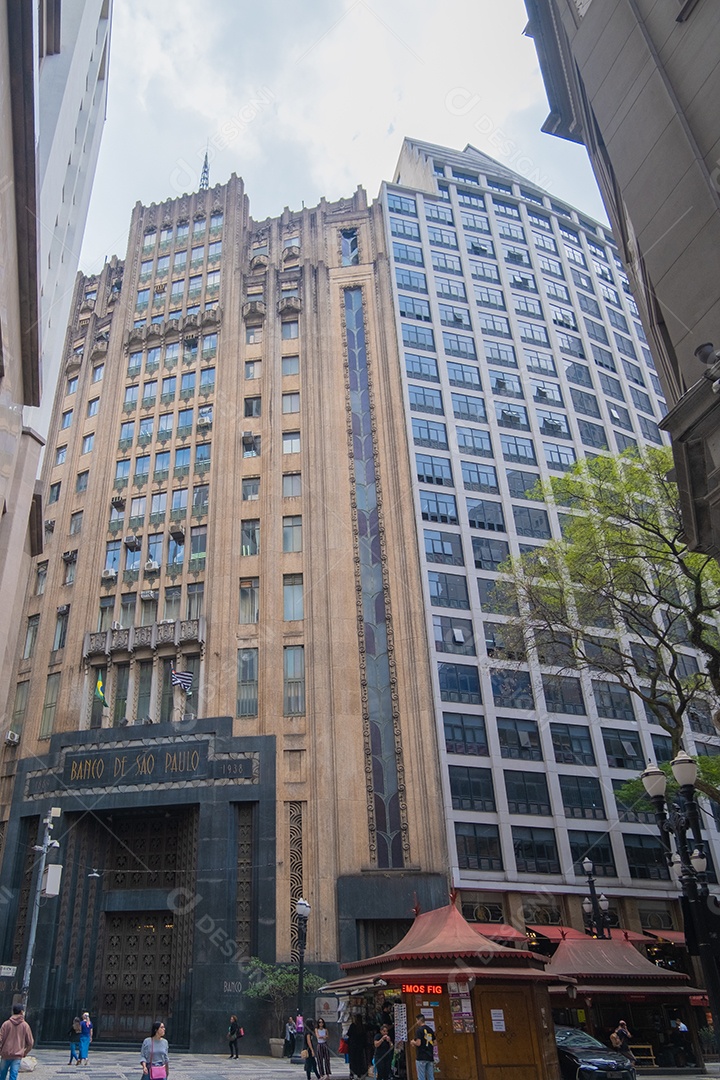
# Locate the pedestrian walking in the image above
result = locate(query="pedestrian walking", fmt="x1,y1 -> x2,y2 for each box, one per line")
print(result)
347,1015 -> 367,1080
611,1021 -> 636,1064
78,1011 -> 93,1064
141,1021 -> 169,1080
227,1015 -> 241,1059
373,1024 -> 394,1080
67,1017 -> 82,1065
0,1004 -> 34,1080
283,1016 -> 296,1058
315,1017 -> 331,1079
411,1013 -> 436,1080
302,1018 -> 320,1080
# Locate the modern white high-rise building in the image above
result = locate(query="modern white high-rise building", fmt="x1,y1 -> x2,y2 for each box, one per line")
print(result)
384,139 -> 720,947
0,0 -> 112,730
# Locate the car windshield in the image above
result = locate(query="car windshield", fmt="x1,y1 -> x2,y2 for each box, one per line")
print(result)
555,1027 -> 607,1050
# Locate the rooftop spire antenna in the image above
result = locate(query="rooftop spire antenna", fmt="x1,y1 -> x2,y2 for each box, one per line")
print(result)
199,146 -> 209,192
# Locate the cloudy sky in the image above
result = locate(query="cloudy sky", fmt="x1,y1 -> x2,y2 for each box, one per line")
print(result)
79,0 -> 607,273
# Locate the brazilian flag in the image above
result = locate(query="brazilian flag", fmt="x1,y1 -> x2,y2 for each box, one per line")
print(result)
94,675 -> 108,707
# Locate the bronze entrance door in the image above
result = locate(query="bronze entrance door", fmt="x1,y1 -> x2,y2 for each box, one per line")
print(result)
99,912 -> 173,1040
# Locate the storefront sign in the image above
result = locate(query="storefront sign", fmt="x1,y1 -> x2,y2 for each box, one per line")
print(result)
491,1009 -> 505,1032
402,983 -> 443,995
63,742 -> 210,786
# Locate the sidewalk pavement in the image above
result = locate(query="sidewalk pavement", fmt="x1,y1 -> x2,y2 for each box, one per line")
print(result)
24,1048 -> 720,1080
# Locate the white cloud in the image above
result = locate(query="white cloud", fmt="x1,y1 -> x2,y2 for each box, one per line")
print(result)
80,0 -> 605,270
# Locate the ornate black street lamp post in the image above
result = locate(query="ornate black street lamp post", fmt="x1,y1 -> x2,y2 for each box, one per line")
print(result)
291,898 -> 311,1064
642,751 -> 720,1037
582,857 -> 611,938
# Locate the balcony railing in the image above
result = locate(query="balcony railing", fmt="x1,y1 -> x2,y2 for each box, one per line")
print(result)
153,470 -> 169,484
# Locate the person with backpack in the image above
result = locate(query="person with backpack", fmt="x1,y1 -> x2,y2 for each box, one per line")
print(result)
67,1017 -> 81,1065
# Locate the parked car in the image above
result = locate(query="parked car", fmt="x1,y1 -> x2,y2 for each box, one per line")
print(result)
555,1026 -> 637,1080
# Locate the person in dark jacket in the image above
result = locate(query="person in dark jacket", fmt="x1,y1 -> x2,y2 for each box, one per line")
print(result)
0,1005 -> 34,1080
68,1017 -> 82,1065
347,1016 -> 368,1080
227,1015 -> 240,1059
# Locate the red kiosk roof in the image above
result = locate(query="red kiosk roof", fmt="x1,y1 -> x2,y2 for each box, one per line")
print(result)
546,936 -> 691,983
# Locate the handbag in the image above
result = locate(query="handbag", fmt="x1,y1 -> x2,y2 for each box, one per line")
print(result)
338,1039 -> 348,1054
300,1049 -> 309,1059
149,1046 -> 166,1080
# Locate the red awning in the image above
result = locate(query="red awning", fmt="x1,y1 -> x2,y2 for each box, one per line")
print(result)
608,927 -> 655,943
646,930 -> 686,945
473,923 -> 527,942
526,925 -> 587,942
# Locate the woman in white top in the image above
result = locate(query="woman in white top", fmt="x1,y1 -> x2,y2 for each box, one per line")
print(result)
140,1021 -> 169,1080
315,1017 -> 331,1079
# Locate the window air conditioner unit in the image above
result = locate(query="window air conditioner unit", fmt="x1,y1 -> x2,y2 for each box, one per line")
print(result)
111,621 -> 122,631
62,550 -> 77,562
124,535 -> 141,549
198,416 -> 211,427
57,604 -> 69,615
145,560 -> 160,572
4,730 -> 20,746
102,569 -> 118,581
141,590 -> 158,601
242,431 -> 254,442
159,618 -> 175,625
111,496 -> 126,510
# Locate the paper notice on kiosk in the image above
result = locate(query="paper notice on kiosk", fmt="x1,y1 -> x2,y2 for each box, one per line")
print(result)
490,1009 -> 505,1032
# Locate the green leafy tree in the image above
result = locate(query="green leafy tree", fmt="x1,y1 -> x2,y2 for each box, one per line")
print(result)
495,447 -> 720,804
244,957 -> 325,1036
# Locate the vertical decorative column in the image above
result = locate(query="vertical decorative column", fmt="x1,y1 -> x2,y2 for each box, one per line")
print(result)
289,802 -> 304,961
343,286 -> 407,868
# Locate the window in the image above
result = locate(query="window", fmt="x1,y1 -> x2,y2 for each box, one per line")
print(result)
456,426 -> 492,458
23,614 -> 40,659
602,728 -> 643,769
550,723 -> 595,765
420,490 -> 458,525
82,433 -> 94,454
239,577 -> 259,623
452,393 -> 486,424
282,392 -> 300,415
87,398 -> 100,417
444,711 -> 488,756
341,229 -> 359,265
48,481 -> 61,504
120,593 -> 136,628
282,355 -> 299,377
447,362 -> 481,390
416,454 -> 453,487
428,572 -> 469,609
67,376 -> 78,394
282,515 -> 302,553
241,519 -> 260,556
512,505 -> 551,539
512,826 -> 559,873
393,242 -> 424,267
190,524 -> 206,567
568,831 -> 616,876
505,770 -> 551,814
140,590 -> 157,627
40,673 -> 61,738
283,645 -> 305,714
237,648 -> 259,716
593,681 -> 635,721
467,498 -> 505,532
624,834 -> 670,880
187,581 -> 204,620
242,477 -> 259,501
163,586 -> 182,622
434,615 -> 475,655
461,461 -> 497,493
491,670 -> 534,709
283,473 -> 301,498
497,716 -> 542,761
544,442 -> 576,472
506,469 -> 540,500
450,766 -> 495,811
403,324 -> 435,351
500,435 -> 536,465
438,662 -> 481,704
455,823 -> 503,872
36,562 -> 48,596
244,396 -> 261,418
55,445 -> 67,466
542,675 -> 585,715
282,431 -> 301,454
281,321 -> 299,340
93,366 -> 104,386
11,682 -> 29,733
559,775 -> 606,820
471,536 -> 509,570
283,573 -> 304,620
424,528 -> 463,565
